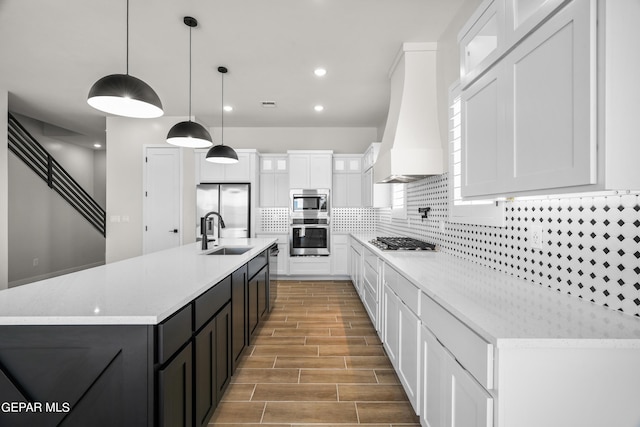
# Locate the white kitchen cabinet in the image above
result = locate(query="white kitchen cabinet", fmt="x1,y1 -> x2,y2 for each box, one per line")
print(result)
331,234 -> 349,276
382,283 -> 400,368
349,237 -> 363,296
384,265 -> 421,414
362,143 -> 390,208
421,326 -> 493,427
289,256 -> 331,275
462,0 -> 597,198
196,150 -> 256,183
288,151 -> 332,189
333,155 -> 363,208
504,0 -> 569,46
459,0 -> 503,87
259,155 -> 289,207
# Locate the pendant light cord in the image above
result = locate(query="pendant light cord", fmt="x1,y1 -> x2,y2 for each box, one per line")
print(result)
126,0 -> 129,75
221,71 -> 224,146
189,23 -> 192,120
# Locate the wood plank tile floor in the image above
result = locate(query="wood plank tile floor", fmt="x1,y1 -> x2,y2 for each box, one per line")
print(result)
208,280 -> 420,427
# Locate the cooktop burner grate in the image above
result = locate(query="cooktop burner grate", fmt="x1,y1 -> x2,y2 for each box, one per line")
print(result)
370,237 -> 436,251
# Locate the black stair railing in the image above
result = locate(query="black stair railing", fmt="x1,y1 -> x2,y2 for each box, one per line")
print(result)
7,113 -> 106,237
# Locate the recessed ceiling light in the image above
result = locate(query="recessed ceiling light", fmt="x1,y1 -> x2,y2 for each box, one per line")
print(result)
93,143 -> 102,148
314,105 -> 324,112
314,68 -> 327,77
223,105 -> 233,112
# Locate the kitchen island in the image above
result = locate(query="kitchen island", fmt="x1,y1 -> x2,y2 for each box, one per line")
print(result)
350,234 -> 640,427
0,237 -> 276,427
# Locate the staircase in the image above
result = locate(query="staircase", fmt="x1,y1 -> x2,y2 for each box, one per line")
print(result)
7,113 -> 106,237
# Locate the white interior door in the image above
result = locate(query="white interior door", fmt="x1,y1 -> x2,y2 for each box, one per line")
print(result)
144,147 -> 182,254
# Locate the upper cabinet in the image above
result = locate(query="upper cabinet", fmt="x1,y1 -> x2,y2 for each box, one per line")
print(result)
196,150 -> 258,184
333,155 -> 363,208
459,0 -> 503,87
259,155 -> 289,207
362,143 -> 391,208
460,0 -> 640,198
288,151 -> 333,190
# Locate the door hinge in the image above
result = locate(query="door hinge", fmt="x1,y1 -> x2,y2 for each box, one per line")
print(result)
145,226 -> 148,231
145,191 -> 148,197
145,157 -> 148,163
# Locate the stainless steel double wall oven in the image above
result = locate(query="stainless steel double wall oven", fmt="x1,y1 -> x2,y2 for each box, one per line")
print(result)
289,189 -> 330,256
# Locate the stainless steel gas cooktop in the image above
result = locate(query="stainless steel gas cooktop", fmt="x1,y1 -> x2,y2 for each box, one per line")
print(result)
369,237 -> 436,251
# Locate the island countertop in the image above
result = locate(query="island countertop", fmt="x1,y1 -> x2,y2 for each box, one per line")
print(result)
0,237 -> 276,326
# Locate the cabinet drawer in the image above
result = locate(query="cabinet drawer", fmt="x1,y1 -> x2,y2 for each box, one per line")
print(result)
421,293 -> 493,389
363,247 -> 378,271
388,272 -> 420,316
362,283 -> 378,326
156,304 -> 193,365
363,262 -> 378,296
194,275 -> 232,332
248,250 -> 268,279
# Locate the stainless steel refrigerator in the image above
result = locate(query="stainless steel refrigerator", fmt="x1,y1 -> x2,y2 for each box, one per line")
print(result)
196,183 -> 251,241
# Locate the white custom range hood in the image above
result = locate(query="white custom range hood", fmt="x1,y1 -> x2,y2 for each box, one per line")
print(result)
374,42 -> 443,184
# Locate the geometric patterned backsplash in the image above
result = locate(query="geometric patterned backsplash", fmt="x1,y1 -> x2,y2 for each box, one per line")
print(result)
377,173 -> 640,317
258,207 -> 377,234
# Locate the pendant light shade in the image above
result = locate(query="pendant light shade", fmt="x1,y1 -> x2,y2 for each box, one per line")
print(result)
88,74 -> 163,118
206,66 -> 239,164
87,0 -> 163,118
167,16 -> 213,148
166,120 -> 213,148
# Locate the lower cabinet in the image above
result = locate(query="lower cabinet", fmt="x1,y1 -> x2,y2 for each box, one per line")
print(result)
421,326 -> 493,427
158,343 -> 193,427
248,265 -> 268,341
231,265 -> 248,369
382,284 -> 400,368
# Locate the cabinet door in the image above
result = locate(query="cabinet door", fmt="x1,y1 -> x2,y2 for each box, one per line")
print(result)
224,152 -> 252,181
503,0 -> 596,193
333,174 -> 348,207
362,168 -> 372,207
332,243 -> 349,275
198,152 -> 225,183
259,173 -> 276,207
398,302 -> 420,413
289,154 -> 310,188
459,0 -> 503,85
194,320 -> 217,427
309,155 -> 332,188
461,65 -> 506,197
158,343 -> 193,427
274,174 -> 289,207
215,303 -> 232,403
422,326 -> 449,427
449,353 -> 493,427
346,174 -> 362,207
231,266 -> 247,369
257,267 -> 268,321
382,285 -> 400,368
248,274 -> 259,339
505,0 -> 569,46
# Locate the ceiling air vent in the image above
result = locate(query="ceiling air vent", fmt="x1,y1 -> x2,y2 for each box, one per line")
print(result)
261,101 -> 277,108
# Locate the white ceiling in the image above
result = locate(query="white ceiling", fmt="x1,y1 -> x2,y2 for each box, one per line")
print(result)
0,0 -> 465,148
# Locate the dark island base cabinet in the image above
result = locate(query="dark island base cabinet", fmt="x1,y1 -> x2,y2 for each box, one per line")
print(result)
0,325 -> 151,427
0,249 -> 270,427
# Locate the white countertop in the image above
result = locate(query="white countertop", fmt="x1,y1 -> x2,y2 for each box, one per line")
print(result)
0,238 -> 276,326
352,234 -> 640,348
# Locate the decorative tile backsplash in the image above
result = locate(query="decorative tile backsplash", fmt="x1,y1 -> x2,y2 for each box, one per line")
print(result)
332,208 -> 376,233
377,173 -> 640,317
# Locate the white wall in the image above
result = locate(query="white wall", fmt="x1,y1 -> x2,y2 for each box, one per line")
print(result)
207,127 -> 378,154
0,90 -> 8,289
7,114 -> 106,286
93,150 -> 106,207
105,116 -> 195,263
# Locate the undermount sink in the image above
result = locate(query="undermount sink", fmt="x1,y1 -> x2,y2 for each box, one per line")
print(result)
205,246 -> 253,255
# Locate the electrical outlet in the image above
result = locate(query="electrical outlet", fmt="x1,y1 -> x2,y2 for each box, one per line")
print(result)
530,225 -> 543,249
440,221 -> 446,232
33,258 -> 39,267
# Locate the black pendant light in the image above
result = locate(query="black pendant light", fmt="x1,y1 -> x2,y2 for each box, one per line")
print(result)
87,0 -> 163,118
166,17 -> 213,148
206,67 -> 239,163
